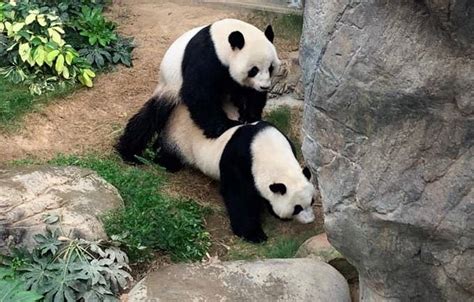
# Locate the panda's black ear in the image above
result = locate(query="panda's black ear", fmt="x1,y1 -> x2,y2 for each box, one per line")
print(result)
302,167 -> 311,180
270,183 -> 287,195
229,31 -> 245,50
264,25 -> 274,43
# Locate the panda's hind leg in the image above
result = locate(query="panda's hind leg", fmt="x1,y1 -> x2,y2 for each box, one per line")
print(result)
153,138 -> 183,172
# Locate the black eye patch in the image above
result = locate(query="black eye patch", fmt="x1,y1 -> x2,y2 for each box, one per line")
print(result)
269,65 -> 274,76
293,205 -> 303,216
248,66 -> 259,78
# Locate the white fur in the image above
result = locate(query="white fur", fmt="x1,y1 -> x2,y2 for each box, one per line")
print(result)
251,127 -> 315,220
162,104 -> 241,179
157,26 -> 205,94
162,103 -> 314,223
158,19 -> 281,94
210,19 -> 281,92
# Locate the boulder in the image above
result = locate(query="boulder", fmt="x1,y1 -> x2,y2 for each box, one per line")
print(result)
127,258 -> 351,302
0,166 -> 123,252
300,0 -> 473,301
295,233 -> 342,263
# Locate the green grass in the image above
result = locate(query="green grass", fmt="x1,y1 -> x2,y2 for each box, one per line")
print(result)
0,79 -> 76,131
265,106 -> 302,160
15,154 -> 211,263
226,229 -> 318,260
265,106 -> 292,135
249,12 -> 303,45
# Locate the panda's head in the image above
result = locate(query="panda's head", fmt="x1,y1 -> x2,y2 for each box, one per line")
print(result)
266,167 -> 316,224
211,19 -> 281,93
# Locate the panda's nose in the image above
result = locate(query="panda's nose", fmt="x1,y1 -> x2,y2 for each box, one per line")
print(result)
260,85 -> 270,90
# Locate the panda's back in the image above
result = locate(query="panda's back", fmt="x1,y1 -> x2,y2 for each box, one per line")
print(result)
163,104 -> 241,179
158,25 -> 206,93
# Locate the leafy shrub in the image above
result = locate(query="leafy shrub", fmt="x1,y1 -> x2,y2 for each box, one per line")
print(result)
0,267 -> 42,302
1,226 -> 132,302
0,0 -> 134,94
48,155 -> 211,263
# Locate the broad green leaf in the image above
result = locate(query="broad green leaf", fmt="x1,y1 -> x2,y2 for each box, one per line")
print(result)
55,54 -> 64,74
28,9 -> 40,15
18,42 -> 30,62
84,69 -> 96,78
65,52 -> 74,65
25,14 -> 36,25
51,26 -> 64,34
33,46 -> 46,66
0,279 -> 42,302
12,22 -> 24,32
47,15 -> 59,21
0,23 -> 4,32
43,213 -> 59,224
79,73 -> 93,88
37,15 -> 47,27
62,66 -> 69,79
48,28 -> 62,45
46,49 -> 59,63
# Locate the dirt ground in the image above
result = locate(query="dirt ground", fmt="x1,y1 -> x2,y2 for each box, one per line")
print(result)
0,0 -> 295,162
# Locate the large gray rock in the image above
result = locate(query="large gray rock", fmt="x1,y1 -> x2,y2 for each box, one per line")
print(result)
127,258 -> 351,301
301,1 -> 473,301
0,166 -> 123,252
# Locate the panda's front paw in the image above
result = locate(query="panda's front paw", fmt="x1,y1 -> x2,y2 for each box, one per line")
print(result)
242,229 -> 268,244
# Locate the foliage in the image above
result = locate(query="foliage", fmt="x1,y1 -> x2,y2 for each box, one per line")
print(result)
226,230 -> 319,261
265,106 -> 291,136
265,105 -> 302,160
0,0 -> 133,95
1,224 -> 132,302
48,154 -> 211,263
0,267 -> 42,302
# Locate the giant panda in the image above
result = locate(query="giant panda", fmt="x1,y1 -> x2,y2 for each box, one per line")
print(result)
150,92 -> 315,243
116,18 -> 281,163
159,18 -> 281,137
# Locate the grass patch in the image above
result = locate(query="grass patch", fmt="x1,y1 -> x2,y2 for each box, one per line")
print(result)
265,106 -> 292,135
226,228 -> 317,260
265,105 -> 302,160
247,12 -> 303,47
0,79 -> 76,131
15,154 -> 211,263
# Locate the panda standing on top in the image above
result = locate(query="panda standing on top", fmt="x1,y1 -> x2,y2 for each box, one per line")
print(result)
116,19 -> 281,162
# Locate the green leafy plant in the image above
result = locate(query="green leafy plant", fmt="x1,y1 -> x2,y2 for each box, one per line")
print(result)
0,0 -> 133,95
0,267 -> 42,302
1,226 -> 132,302
48,154 -> 211,263
0,3 -> 96,92
73,6 -> 116,47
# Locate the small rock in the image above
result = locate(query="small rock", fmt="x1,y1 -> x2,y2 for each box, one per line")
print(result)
0,165 -> 123,252
128,258 -> 351,302
295,233 -> 342,263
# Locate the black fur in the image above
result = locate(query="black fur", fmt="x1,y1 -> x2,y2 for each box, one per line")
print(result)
264,25 -> 274,43
228,31 -> 245,50
115,94 -> 177,163
152,137 -> 184,172
302,167 -> 311,180
181,25 -> 266,138
220,121 -> 283,243
269,183 -> 286,195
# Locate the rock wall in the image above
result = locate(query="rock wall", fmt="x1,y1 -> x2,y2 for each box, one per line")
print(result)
300,0 -> 473,301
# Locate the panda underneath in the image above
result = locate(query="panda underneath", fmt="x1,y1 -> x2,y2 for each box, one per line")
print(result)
150,91 -> 315,243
